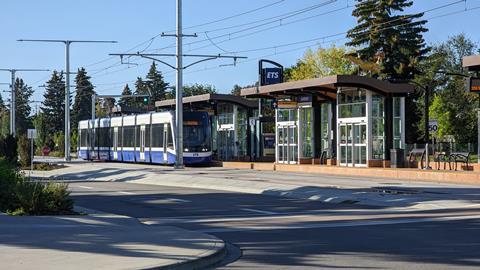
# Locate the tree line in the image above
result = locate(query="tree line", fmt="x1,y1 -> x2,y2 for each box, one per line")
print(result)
0,61 -> 217,156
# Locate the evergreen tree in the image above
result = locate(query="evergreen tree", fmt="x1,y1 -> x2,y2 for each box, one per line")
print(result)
104,97 -> 116,114
346,0 -> 429,143
41,71 -> 65,134
183,84 -> 216,96
230,84 -> 242,96
0,93 -> 5,111
142,62 -> 169,105
134,77 -> 146,108
14,78 -> 34,135
72,68 -> 95,132
118,84 -> 135,108
32,112 -> 48,149
346,0 -> 429,80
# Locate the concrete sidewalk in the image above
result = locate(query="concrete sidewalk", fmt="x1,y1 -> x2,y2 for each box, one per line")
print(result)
30,162 -> 480,209
0,211 -> 225,270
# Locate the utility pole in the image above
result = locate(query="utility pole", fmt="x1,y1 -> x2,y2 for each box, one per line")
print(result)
0,68 -> 49,136
18,39 -> 117,161
110,1 -> 246,168
175,0 -> 184,169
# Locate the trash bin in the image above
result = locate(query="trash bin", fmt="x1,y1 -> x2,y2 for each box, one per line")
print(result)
390,148 -> 405,168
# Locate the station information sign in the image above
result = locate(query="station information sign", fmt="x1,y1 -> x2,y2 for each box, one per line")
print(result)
467,77 -> 480,92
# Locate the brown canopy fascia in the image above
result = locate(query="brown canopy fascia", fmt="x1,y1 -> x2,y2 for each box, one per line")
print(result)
241,75 -> 414,98
155,93 -> 257,108
463,55 -> 480,72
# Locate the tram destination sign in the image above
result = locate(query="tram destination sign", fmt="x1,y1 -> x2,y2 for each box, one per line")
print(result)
467,77 -> 480,92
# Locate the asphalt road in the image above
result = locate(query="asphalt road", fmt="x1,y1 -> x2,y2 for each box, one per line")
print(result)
69,180 -> 480,269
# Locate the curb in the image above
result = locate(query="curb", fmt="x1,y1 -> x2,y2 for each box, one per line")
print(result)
74,206 -> 228,270
151,240 -> 227,270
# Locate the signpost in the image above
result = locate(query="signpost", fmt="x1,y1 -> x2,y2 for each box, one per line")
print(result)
428,119 -> 438,155
27,129 -> 37,174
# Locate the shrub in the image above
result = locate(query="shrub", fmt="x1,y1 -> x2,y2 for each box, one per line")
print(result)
0,134 -> 18,166
0,159 -> 19,212
0,158 -> 74,215
53,131 -> 64,154
17,135 -> 34,168
13,179 -> 74,215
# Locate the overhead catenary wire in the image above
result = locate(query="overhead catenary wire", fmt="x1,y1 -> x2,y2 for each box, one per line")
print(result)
87,0 -> 338,76
90,0 -> 477,95
82,0 -> 287,71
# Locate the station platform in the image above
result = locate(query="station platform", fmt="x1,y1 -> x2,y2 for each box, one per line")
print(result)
222,162 -> 480,185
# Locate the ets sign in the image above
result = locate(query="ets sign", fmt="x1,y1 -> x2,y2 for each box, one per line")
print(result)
261,68 -> 283,85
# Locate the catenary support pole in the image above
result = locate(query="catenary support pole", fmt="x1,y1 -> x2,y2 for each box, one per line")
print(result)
65,41 -> 71,161
175,0 -> 184,169
0,68 -> 49,136
17,39 -> 117,162
10,71 -> 15,136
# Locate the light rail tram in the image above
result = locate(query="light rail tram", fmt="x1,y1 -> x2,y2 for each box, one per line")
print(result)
78,111 -> 212,165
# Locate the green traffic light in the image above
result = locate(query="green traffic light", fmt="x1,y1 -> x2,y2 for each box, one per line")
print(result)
143,97 -> 148,104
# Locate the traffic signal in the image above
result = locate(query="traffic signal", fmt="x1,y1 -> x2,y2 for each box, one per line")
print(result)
143,96 -> 149,104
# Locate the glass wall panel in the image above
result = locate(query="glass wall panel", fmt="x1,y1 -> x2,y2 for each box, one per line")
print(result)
338,88 -> 367,118
372,94 -> 385,159
277,108 -> 297,122
218,103 -> 234,125
320,103 -> 330,157
393,97 -> 402,148
301,107 -> 313,158
236,108 -> 248,157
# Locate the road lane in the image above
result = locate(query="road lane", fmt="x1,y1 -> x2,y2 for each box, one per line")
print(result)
68,180 -> 480,269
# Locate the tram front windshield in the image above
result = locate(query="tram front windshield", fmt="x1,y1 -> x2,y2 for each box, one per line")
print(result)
183,120 -> 210,152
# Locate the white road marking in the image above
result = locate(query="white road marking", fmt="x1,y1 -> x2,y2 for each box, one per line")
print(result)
167,198 -> 191,203
241,208 -> 278,215
77,185 -> 93,190
117,191 -> 135,195
198,214 -> 480,233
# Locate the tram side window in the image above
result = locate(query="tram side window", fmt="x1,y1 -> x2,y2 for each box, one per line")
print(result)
145,124 -> 151,147
151,124 -> 164,147
98,127 -> 111,147
118,127 -> 123,147
122,126 -> 135,147
80,129 -> 89,147
135,126 -> 140,148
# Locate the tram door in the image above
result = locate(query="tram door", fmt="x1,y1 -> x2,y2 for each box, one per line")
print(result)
277,124 -> 298,164
218,125 -> 235,160
339,122 -> 367,167
113,127 -> 119,160
139,125 -> 146,161
162,124 -> 168,163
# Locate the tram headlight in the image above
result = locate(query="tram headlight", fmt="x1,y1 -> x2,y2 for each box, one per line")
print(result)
201,148 -> 208,152
184,148 -> 189,152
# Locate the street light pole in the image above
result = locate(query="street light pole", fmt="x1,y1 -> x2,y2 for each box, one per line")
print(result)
424,85 -> 431,169
18,39 -> 117,161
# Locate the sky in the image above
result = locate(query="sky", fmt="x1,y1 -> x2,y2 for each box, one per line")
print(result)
0,0 -> 479,105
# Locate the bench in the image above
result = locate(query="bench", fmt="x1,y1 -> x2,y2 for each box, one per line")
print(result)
449,152 -> 470,171
320,151 -> 328,165
434,152 -> 451,170
408,148 -> 426,168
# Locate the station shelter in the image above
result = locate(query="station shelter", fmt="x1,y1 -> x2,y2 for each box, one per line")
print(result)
155,93 -> 267,161
241,75 -> 414,167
